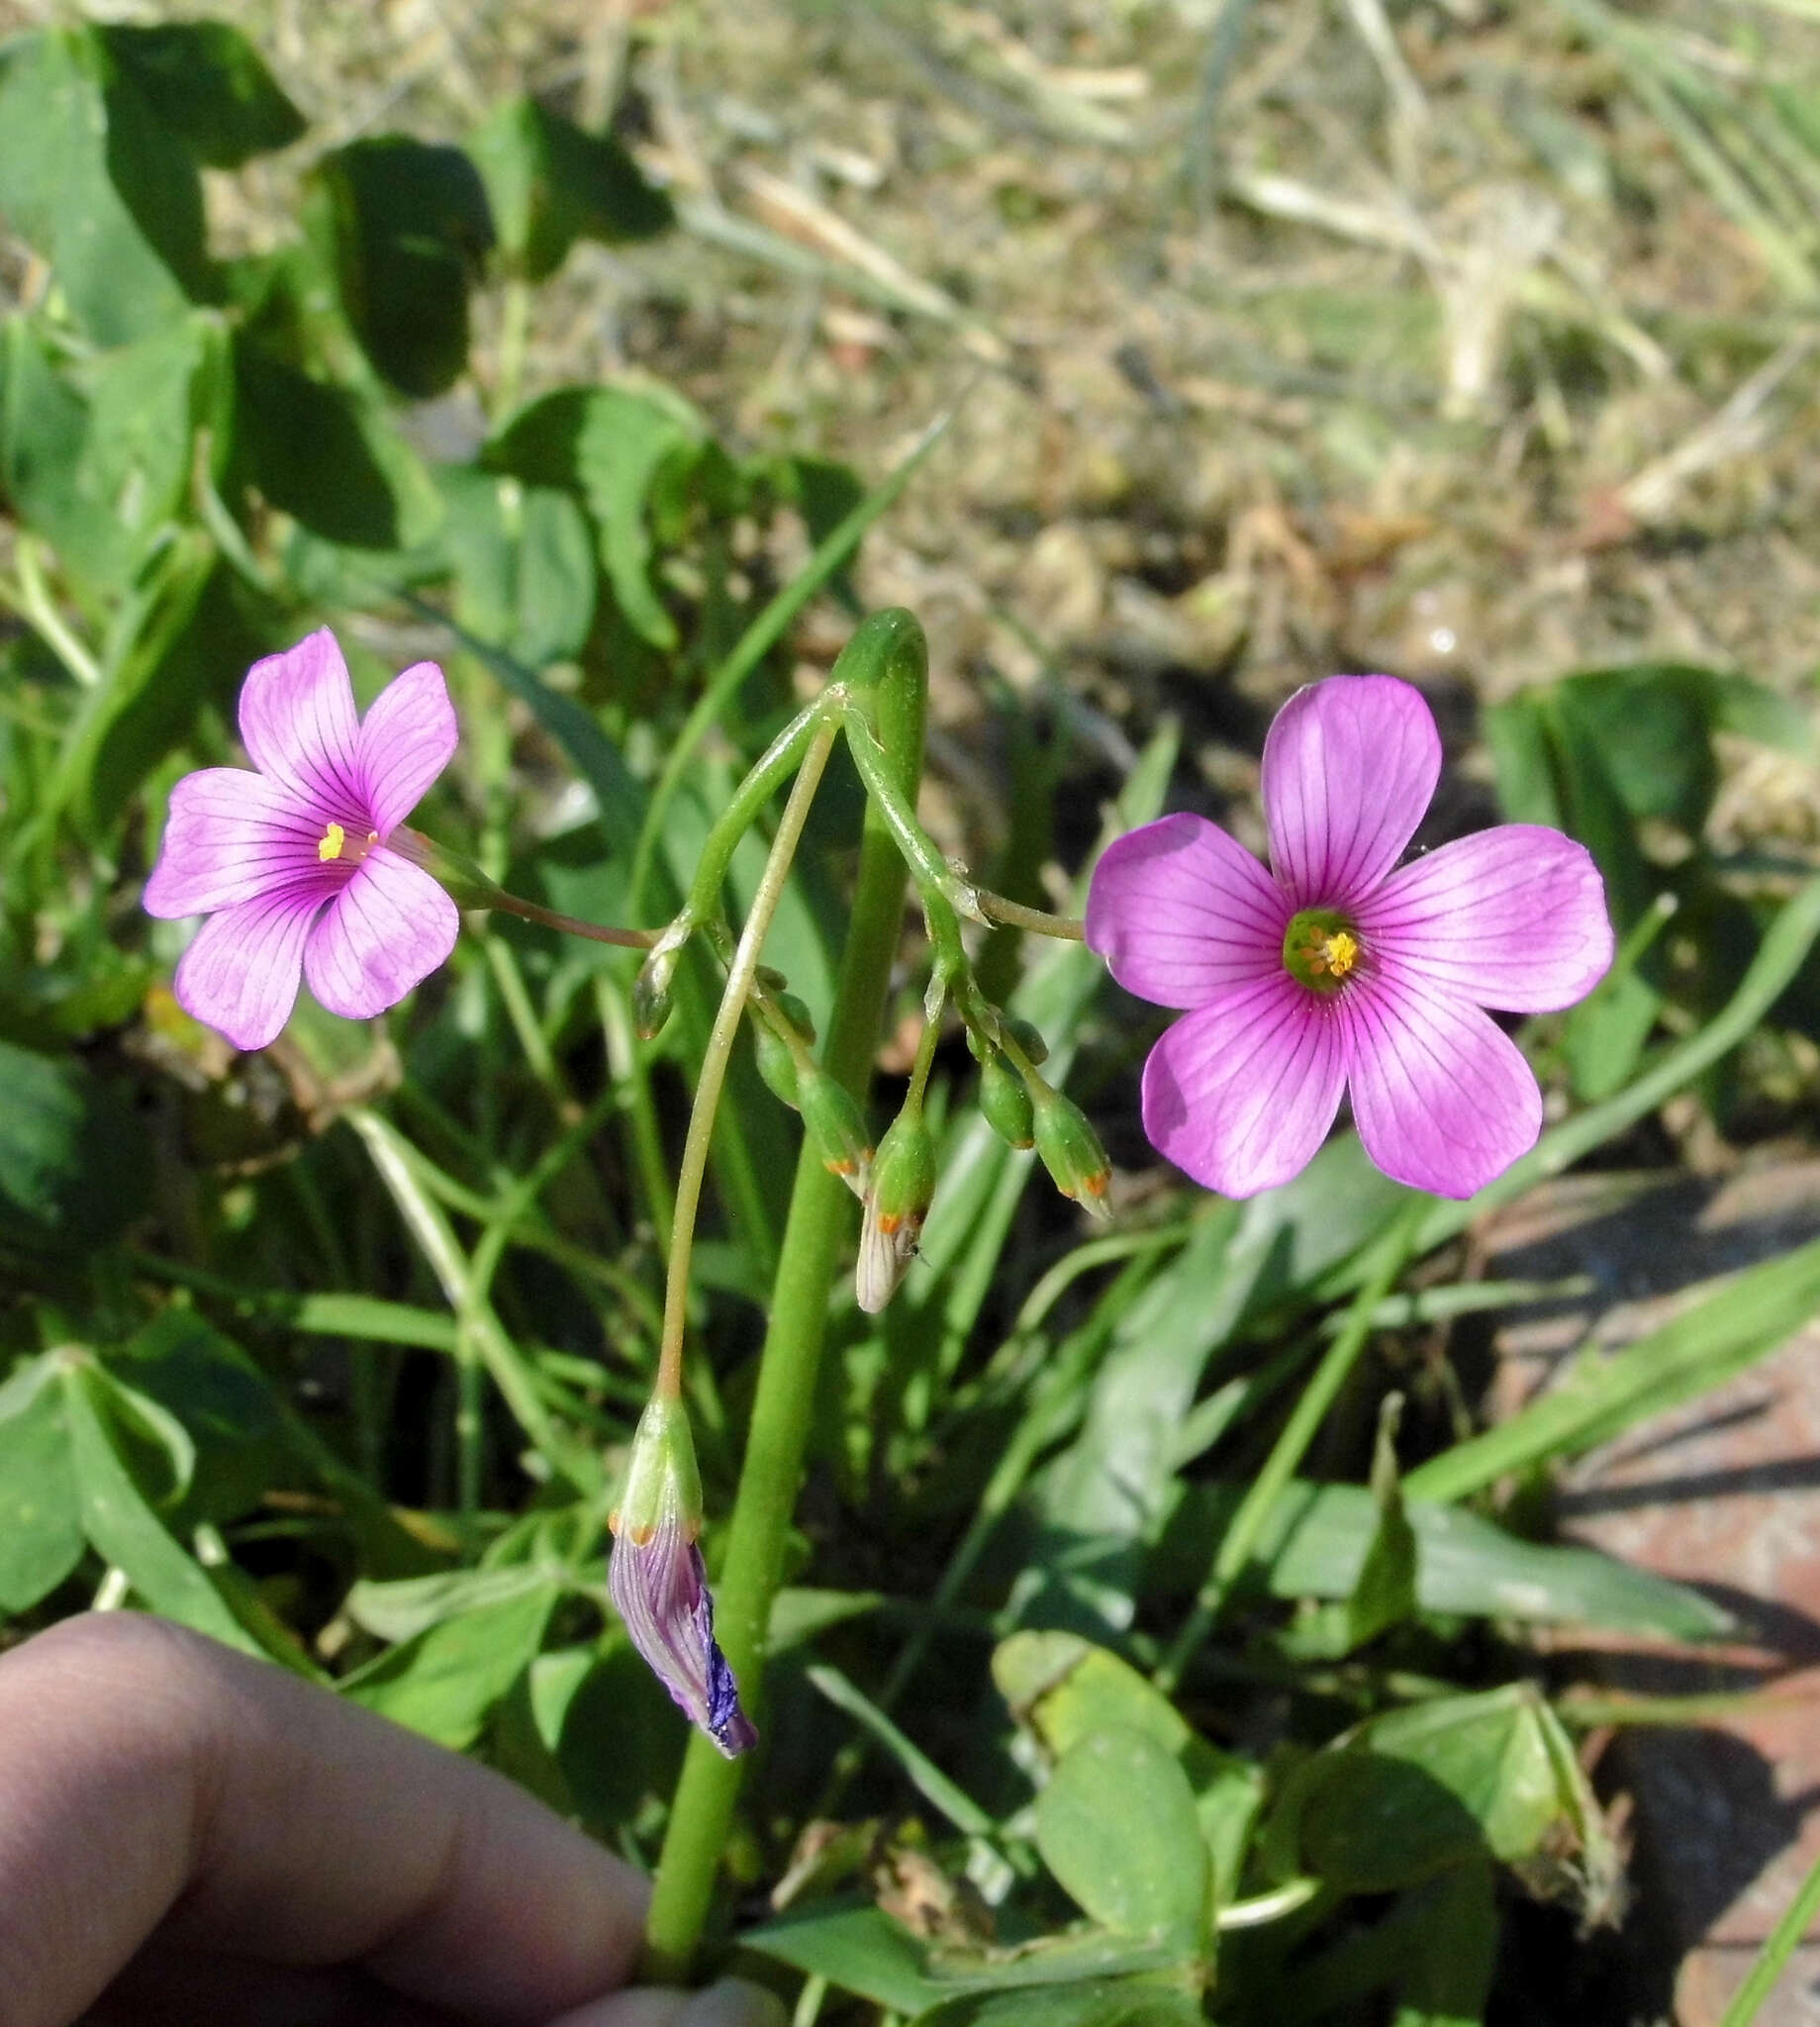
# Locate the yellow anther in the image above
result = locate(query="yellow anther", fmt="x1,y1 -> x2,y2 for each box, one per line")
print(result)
1314,930 -> 1360,980
318,821 -> 346,863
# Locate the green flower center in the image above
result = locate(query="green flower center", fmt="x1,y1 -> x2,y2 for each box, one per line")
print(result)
1283,908 -> 1363,996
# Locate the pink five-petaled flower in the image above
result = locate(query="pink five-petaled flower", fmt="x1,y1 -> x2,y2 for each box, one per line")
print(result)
1085,674 -> 1614,1201
144,627 -> 460,1053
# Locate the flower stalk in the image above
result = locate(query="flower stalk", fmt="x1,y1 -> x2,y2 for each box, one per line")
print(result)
642,608 -> 928,1980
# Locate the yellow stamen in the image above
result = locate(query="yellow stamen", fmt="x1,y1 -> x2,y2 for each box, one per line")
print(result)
1313,930 -> 1360,980
318,821 -> 346,863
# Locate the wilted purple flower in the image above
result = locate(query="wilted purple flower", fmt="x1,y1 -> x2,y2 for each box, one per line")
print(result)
1086,674 -> 1613,1200
143,627 -> 459,1052
610,1397 -> 756,1758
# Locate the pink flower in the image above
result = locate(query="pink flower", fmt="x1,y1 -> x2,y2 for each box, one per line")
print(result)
1085,675 -> 1613,1200
144,627 -> 460,1052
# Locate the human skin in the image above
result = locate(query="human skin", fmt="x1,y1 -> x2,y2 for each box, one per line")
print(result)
0,1613 -> 782,2027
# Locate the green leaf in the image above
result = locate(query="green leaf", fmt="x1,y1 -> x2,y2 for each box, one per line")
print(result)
344,1561 -> 559,1644
96,22 -> 304,167
60,1361 -> 262,1654
994,1632 -> 1262,1902
434,466 -> 597,667
0,1039 -> 149,1253
0,1354 -> 84,1611
1034,1727 -> 1209,1946
341,1579 -> 559,1747
575,387 -> 705,649
234,336 -> 440,548
112,1308 -> 290,1527
312,136 -> 493,398
743,1904 -> 955,2016
0,28 -> 202,344
911,1982 -> 1203,2027
467,96 -> 671,282
0,318 -> 136,591
1556,667 -> 1719,832
1151,1480 -> 1731,1641
1347,1395 -> 1417,1651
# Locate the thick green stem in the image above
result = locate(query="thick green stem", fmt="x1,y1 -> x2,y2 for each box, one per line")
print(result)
642,610 -> 928,1979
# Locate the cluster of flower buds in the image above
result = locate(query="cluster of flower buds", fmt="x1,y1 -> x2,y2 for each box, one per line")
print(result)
608,1394 -> 757,1759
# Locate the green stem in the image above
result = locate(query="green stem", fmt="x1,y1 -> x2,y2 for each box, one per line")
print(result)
655,724 -> 839,1401
1154,1195 -> 1427,1694
974,891 -> 1085,941
642,610 -> 928,1980
598,976 -> 676,1256
494,276 -> 532,424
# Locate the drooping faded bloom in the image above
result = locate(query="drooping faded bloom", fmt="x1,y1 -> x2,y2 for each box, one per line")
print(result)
1086,674 -> 1613,1200
144,628 -> 460,1052
609,1396 -> 757,1758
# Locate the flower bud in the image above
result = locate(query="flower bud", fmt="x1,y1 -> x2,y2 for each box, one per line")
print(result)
1032,1087 -> 1111,1218
609,1396 -> 757,1759
754,1018 -> 801,1109
633,946 -> 678,1040
856,1107 -> 936,1313
979,1050 -> 1034,1149
799,1066 -> 874,1196
1004,1014 -> 1049,1067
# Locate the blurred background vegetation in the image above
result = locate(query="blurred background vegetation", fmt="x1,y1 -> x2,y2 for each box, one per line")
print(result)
11,2 -> 1820,2022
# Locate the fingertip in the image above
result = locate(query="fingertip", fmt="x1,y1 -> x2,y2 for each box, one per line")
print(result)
548,1976 -> 788,2027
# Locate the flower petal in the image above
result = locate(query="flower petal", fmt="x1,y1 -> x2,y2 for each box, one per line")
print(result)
238,627 -> 365,824
1141,973 -> 1346,1197
1086,813 -> 1289,1010
303,848 -> 459,1020
171,888 -> 324,1052
1341,971 -> 1541,1198
1357,824 -> 1614,1013
609,1518 -> 757,1759
1262,675 -> 1441,910
356,659 -> 457,838
143,768 -> 331,918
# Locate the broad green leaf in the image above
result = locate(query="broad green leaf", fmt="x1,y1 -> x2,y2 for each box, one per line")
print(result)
467,96 -> 671,282
574,387 -> 706,649
434,467 -> 596,668
234,338 -> 441,548
741,1903 -> 958,2016
60,1361 -> 261,1655
1151,1480 -> 1730,1641
995,1632 -> 1261,1901
0,318 -> 136,590
0,1354 -> 83,1611
312,137 -> 493,399
1556,667 -> 1718,832
112,1309 -> 290,1527
341,1579 -> 559,1747
0,28 -> 201,344
0,1039 -> 149,1253
911,1981 -> 1203,2027
1034,1727 -> 1209,1946
344,1562 -> 559,1644
97,22 -> 304,168
1270,1750 -> 1485,1894
1277,1861 -> 1496,2027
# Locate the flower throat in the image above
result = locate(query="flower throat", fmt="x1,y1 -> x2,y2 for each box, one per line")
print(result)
1283,908 -> 1362,996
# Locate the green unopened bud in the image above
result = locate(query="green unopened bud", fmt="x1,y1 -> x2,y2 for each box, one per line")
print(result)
980,1051 -> 1034,1149
611,1394 -> 704,1543
799,1066 -> 874,1197
857,1107 -> 936,1313
754,1018 -> 800,1108
1005,1015 -> 1049,1067
773,991 -> 816,1043
634,921 -> 691,1040
1032,1087 -> 1111,1218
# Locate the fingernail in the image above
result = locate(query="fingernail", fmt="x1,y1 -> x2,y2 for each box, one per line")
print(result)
680,1977 -> 788,2027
